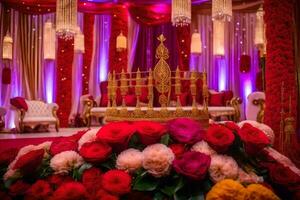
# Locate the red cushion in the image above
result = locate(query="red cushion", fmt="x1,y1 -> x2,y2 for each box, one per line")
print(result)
140,87 -> 148,103
10,97 -> 28,111
100,81 -> 108,95
222,90 -> 233,105
209,93 -> 224,106
100,94 -> 108,107
125,95 -> 137,106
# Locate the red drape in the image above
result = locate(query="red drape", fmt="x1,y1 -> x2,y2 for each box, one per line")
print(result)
128,4 -> 170,26
109,5 -> 128,73
56,38 -> 74,127
0,1 -> 113,15
82,13 -> 95,95
176,25 -> 191,71
264,0 -> 299,165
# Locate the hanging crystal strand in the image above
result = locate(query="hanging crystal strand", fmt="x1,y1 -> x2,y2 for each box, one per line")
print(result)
172,0 -> 191,26
56,0 -> 77,40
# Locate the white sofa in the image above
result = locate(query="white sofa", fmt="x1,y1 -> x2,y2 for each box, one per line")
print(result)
12,100 -> 59,132
246,91 -> 265,122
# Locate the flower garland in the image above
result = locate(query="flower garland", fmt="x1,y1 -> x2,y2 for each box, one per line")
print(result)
82,14 -> 95,95
109,5 -> 128,73
264,0 -> 298,149
56,38 -> 74,127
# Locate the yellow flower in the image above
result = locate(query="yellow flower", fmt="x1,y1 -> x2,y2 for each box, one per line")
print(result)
206,179 -> 246,200
244,184 -> 280,200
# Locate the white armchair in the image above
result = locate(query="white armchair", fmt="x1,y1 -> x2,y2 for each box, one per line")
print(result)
246,92 -> 265,122
13,100 -> 59,132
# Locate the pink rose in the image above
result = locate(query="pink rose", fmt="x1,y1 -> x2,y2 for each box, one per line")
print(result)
173,151 -> 211,180
167,118 -> 205,144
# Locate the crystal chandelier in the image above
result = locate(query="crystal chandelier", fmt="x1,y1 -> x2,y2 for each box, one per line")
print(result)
212,0 -> 232,21
56,0 -> 78,40
171,0 -> 191,27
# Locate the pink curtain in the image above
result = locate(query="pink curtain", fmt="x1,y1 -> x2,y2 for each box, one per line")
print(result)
191,13 -> 259,118
0,5 -> 56,128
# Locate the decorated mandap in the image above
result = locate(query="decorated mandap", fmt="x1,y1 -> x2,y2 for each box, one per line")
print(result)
0,0 -> 300,199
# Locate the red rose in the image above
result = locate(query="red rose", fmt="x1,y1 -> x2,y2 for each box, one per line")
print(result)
66,130 -> 88,142
82,168 -> 102,194
173,151 -> 211,180
101,170 -> 131,195
168,144 -> 186,158
224,121 -> 240,134
94,189 -> 119,200
13,149 -> 44,175
0,191 -> 11,200
205,124 -> 235,153
50,182 -> 88,200
268,163 -> 300,190
79,141 -> 112,163
0,148 -> 18,166
134,121 -> 166,145
9,180 -> 30,197
26,180 -> 52,200
97,122 -> 135,151
50,138 -> 78,156
239,123 -> 270,155
47,174 -> 73,189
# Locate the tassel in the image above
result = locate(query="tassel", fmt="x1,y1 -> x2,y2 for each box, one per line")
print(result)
240,55 -> 251,73
2,34 -> 13,60
2,67 -> 11,84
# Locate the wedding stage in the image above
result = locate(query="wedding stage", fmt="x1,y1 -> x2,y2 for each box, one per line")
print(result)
0,0 -> 300,199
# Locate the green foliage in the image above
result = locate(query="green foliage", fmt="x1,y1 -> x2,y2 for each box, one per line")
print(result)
133,172 -> 159,191
160,134 -> 170,146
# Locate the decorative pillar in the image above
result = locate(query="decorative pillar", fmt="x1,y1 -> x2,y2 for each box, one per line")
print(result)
56,38 -> 74,127
109,5 -> 128,73
264,0 -> 299,160
176,25 -> 190,71
82,13 -> 94,95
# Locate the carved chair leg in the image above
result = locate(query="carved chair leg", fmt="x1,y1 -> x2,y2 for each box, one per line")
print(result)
55,121 -> 59,132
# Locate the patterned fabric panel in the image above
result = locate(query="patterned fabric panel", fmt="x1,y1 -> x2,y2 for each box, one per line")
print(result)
25,100 -> 53,117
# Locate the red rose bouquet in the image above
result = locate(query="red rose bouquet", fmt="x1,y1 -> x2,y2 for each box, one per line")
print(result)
26,180 -> 52,200
168,144 -> 186,158
239,123 -> 270,155
101,170 -> 132,195
173,151 -> 211,180
50,182 -> 88,200
97,122 -> 135,151
9,180 -> 30,197
13,149 -> 45,175
81,167 -> 102,195
50,138 -> 78,156
79,141 -> 112,163
135,121 -> 166,145
205,124 -> 235,153
94,189 -> 119,200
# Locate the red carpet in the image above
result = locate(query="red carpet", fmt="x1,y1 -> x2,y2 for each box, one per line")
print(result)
0,137 -> 59,152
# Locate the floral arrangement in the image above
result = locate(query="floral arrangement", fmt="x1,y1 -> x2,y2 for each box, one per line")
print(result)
0,118 -> 299,200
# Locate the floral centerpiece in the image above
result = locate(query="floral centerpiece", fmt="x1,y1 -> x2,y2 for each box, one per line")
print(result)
0,118 -> 299,200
